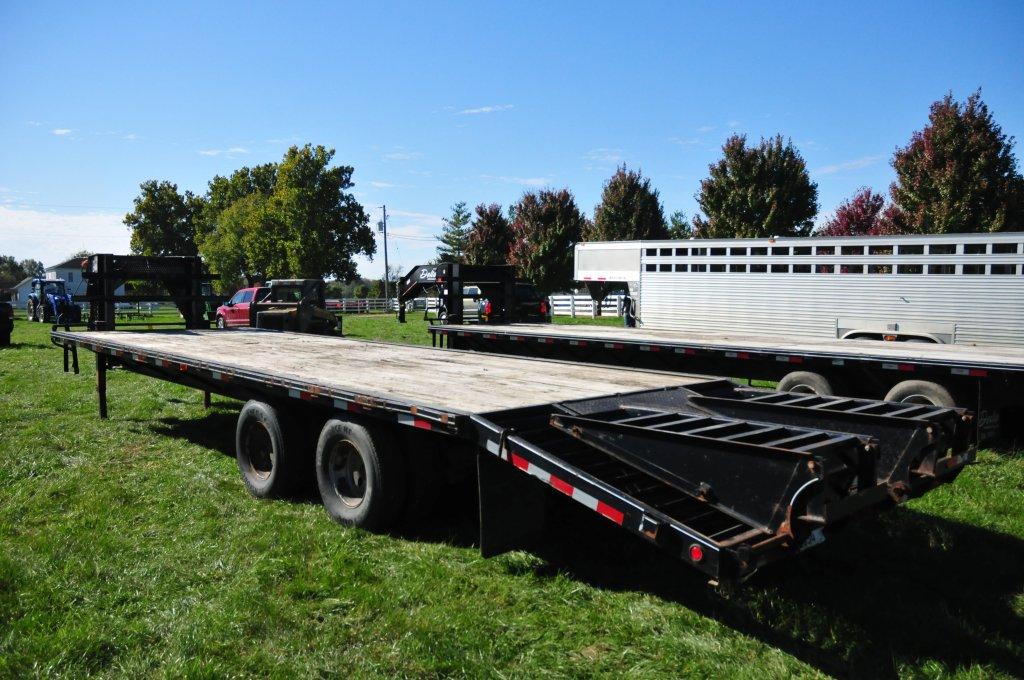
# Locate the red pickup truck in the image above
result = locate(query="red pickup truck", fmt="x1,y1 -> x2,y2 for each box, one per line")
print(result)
215,286 -> 265,328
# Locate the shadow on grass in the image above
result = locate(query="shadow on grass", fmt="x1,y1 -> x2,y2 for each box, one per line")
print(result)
150,410 -> 238,458
147,410 -> 1023,678
528,492 -> 1024,679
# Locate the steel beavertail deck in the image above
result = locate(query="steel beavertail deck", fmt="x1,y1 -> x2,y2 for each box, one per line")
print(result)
53,328 -> 975,583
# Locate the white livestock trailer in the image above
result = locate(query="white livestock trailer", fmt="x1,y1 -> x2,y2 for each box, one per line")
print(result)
575,232 -> 1024,348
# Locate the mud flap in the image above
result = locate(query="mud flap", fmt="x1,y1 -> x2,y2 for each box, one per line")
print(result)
477,453 -> 547,558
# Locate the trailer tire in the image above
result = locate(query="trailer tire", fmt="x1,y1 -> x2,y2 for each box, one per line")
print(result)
777,371 -> 834,396
235,400 -> 297,499
884,380 -> 956,407
216,315 -> 226,329
316,418 -> 407,531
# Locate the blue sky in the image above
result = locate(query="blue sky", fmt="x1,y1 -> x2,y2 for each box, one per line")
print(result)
2,1 -> 1023,276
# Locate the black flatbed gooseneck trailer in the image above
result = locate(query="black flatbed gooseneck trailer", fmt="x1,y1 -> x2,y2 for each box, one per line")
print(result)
53,328 -> 974,584
429,323 -> 1024,441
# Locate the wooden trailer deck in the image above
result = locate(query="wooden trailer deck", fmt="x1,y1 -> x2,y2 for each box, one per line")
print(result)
54,329 -> 708,413
440,323 -> 1024,371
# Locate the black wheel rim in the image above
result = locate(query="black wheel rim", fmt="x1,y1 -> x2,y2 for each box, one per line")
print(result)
327,440 -> 366,508
242,420 -> 274,481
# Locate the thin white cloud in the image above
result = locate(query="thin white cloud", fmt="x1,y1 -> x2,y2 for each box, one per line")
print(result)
668,136 -> 701,147
481,174 -> 550,187
458,104 -> 514,115
727,120 -> 741,128
697,125 -> 715,133
369,181 -> 396,188
584,148 -> 624,164
52,128 -> 72,136
27,120 -> 43,127
383,150 -> 423,161
197,147 -> 250,157
815,154 -> 885,176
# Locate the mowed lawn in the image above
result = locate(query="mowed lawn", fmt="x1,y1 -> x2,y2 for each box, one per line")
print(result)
1,315 -> 1022,678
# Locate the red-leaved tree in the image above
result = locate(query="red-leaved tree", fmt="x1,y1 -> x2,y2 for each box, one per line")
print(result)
818,188 -> 905,236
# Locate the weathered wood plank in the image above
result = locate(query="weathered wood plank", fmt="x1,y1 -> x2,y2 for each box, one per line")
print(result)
63,329 -> 707,413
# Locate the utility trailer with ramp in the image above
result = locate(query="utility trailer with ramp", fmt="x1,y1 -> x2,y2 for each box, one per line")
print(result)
53,328 -> 974,583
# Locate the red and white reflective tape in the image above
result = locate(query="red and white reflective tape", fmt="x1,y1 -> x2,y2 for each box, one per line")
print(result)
397,413 -> 433,430
604,342 -> 624,349
776,355 -> 803,364
639,345 -> 660,352
725,351 -> 750,360
674,347 -> 697,355
509,452 -> 624,525
951,367 -> 988,377
883,363 -> 915,372
569,340 -> 588,347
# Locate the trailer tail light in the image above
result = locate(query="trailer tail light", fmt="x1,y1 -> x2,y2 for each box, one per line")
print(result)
539,300 -> 548,315
688,544 -> 705,562
484,301 -> 493,317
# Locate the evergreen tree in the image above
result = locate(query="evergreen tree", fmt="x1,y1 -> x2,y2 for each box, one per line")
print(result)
436,201 -> 471,263
667,211 -> 693,239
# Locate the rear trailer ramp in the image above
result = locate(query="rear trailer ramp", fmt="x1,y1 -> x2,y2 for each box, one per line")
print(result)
53,328 -> 974,583
471,381 -> 973,581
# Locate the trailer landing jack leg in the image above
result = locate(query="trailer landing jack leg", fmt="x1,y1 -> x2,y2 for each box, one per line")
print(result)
96,353 -> 108,419
203,390 -> 211,409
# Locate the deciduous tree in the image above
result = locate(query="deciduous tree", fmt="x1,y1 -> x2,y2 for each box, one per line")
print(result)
465,203 -> 512,265
508,189 -> 588,293
694,135 -> 818,238
587,166 -> 668,241
196,145 -> 374,288
124,180 -> 202,256
817,188 -> 904,237
436,202 -> 471,263
890,90 -> 1024,233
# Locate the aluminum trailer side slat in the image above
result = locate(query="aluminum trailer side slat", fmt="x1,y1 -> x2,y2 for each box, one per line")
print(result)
53,328 -> 975,583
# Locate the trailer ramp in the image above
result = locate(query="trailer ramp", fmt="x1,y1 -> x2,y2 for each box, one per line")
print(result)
472,380 -> 973,582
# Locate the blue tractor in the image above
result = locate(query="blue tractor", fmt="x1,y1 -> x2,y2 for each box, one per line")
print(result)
26,278 -> 82,323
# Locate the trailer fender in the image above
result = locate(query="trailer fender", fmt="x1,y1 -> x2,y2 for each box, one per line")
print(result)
315,418 -> 407,531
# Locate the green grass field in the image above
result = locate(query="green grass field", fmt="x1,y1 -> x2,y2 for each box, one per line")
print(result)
1,315 -> 1022,678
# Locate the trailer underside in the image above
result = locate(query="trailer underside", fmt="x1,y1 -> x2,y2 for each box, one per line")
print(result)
53,328 -> 976,582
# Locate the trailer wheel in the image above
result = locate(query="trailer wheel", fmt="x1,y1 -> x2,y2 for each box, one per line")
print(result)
216,315 -> 226,329
315,418 -> 407,530
235,400 -> 297,499
777,371 -> 834,396
884,380 -> 956,407
26,302 -> 34,321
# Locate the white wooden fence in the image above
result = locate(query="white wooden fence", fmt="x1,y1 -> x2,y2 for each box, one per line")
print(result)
326,294 -> 624,317
549,293 -> 625,317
